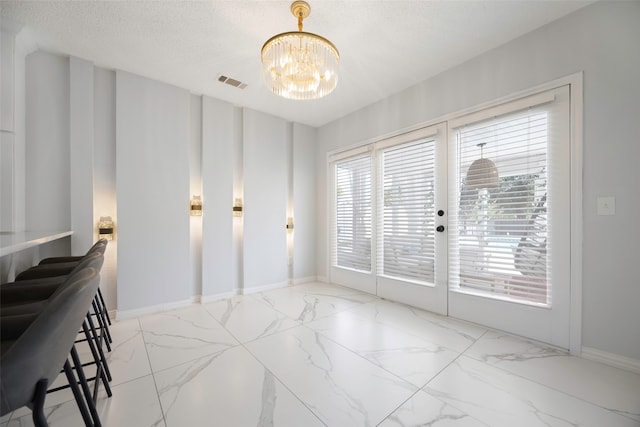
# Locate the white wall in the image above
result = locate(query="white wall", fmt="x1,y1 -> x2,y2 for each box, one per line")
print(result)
12,23 -> 31,234
201,96 -> 237,297
9,49 -> 316,308
5,20 -> 319,314
243,109 -> 288,290
316,1 -> 640,361
25,51 -> 70,234
24,51 -> 71,260
115,71 -> 192,311
94,67 -> 117,310
189,94 -> 203,298
292,123 -> 317,282
69,57 -> 95,254
1,23 -> 68,282
1,24 -> 16,232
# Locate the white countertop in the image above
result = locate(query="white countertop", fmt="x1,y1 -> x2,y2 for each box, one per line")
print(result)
0,230 -> 73,257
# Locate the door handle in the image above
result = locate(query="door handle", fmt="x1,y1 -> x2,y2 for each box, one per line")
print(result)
436,225 -> 445,232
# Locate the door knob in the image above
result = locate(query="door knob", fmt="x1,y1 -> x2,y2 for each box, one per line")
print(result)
436,225 -> 445,232
437,210 -> 445,217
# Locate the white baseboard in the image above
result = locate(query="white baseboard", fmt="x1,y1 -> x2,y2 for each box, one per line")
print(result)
112,282 -> 290,320
316,275 -> 329,283
239,280 -> 289,295
200,290 -> 240,304
581,346 -> 640,374
115,297 -> 199,320
110,277 -> 329,320
292,275 -> 318,286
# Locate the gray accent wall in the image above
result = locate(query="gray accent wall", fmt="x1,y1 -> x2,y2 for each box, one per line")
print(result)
115,70 -> 192,311
201,96 -> 237,297
242,109 -> 289,291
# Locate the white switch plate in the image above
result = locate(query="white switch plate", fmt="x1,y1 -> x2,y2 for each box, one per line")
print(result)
597,196 -> 615,215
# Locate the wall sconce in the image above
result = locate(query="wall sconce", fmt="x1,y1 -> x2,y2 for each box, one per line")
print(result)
190,195 -> 203,216
98,216 -> 114,241
232,198 -> 243,217
286,217 -> 294,230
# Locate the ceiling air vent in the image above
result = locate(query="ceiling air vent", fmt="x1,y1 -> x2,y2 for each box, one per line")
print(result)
217,75 -> 247,89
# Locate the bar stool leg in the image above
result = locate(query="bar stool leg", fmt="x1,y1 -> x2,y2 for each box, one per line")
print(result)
85,313 -> 112,382
97,289 -> 112,326
70,345 -> 102,427
63,359 -> 94,427
91,295 -> 112,344
81,320 -> 112,394
91,300 -> 112,352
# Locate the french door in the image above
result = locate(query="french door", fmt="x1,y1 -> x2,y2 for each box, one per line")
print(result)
447,86 -> 571,348
330,124 -> 448,315
329,85 -> 573,349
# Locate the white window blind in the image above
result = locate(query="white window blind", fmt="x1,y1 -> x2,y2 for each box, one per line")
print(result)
379,140 -> 435,284
335,155 -> 372,272
449,96 -> 557,306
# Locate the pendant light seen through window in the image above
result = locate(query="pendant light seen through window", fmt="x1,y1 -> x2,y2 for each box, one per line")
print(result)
465,143 -> 499,190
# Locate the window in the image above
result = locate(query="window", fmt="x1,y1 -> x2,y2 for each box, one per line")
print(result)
379,140 -> 436,284
334,155 -> 372,272
449,90 -> 564,306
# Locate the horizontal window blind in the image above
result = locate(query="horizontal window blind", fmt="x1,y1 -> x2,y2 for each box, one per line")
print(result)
450,106 -> 550,305
379,140 -> 435,283
335,155 -> 372,272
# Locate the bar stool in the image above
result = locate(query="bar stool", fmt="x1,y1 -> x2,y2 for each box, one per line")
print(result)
1,252 -> 113,385
17,239 -> 111,331
12,243 -> 113,348
1,268 -> 104,426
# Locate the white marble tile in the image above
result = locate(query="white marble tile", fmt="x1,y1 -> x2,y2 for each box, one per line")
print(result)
378,390 -> 488,427
343,298 -> 487,353
246,325 -> 417,426
9,370 -> 76,419
13,321 -> 128,420
291,281 -> 379,304
76,317 -> 151,386
154,345 -> 323,427
17,319 -> 141,418
203,294 -> 300,343
307,310 -> 460,387
139,305 -> 238,372
6,375 -> 165,427
425,356 -> 639,427
93,375 -> 165,427
252,282 -> 376,323
9,283 -> 637,427
1,413 -> 12,426
464,331 -> 640,422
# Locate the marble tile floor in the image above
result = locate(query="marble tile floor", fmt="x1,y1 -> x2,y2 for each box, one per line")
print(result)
2,281 -> 639,427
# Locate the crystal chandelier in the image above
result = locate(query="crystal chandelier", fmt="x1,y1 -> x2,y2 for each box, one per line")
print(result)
261,1 -> 339,100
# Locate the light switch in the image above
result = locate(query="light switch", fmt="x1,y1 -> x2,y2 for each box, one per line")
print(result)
597,196 -> 615,215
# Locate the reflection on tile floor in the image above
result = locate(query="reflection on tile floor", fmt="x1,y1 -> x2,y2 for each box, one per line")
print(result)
4,282 -> 640,427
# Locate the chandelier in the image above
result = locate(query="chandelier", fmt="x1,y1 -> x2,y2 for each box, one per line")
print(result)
261,1 -> 339,100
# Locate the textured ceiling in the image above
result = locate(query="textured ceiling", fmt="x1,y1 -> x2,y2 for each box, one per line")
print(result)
1,1 -> 593,127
